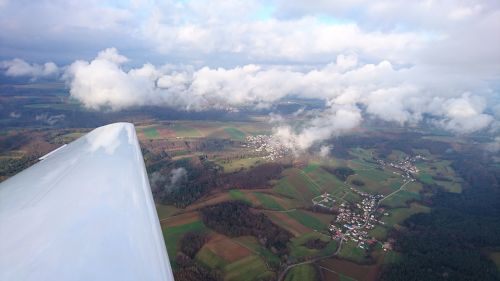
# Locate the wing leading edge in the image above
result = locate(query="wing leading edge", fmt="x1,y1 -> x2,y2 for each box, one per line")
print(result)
0,123 -> 174,281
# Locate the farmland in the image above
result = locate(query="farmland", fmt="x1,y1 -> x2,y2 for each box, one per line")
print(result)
144,124 -> 469,281
0,115 -> 468,280
2,89 -> 489,281
284,264 -> 317,281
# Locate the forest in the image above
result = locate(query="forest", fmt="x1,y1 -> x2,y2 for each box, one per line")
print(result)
322,166 -> 355,181
381,148 -> 500,281
200,201 -> 292,255
220,162 -> 287,189
173,232 -> 220,281
152,159 -> 286,208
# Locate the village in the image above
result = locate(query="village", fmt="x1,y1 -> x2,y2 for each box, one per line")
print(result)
376,154 -> 425,180
324,191 -> 386,250
244,135 -> 291,160
245,135 -> 426,252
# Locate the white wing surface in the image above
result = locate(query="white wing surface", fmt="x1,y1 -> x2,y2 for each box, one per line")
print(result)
0,123 -> 174,281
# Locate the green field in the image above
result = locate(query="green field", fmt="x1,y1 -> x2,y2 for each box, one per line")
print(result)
338,241 -> 370,264
289,232 -> 337,260
287,210 -> 326,230
218,157 -> 262,173
381,190 -> 421,208
253,192 -> 285,211
224,255 -> 273,281
162,220 -> 207,257
357,168 -> 393,184
303,163 -> 320,173
169,123 -> 201,137
253,192 -> 284,210
224,127 -> 246,140
368,225 -> 388,240
195,246 -> 229,270
382,203 -> 430,227
273,168 -> 323,204
418,172 -> 434,185
285,264 -> 317,281
234,236 -> 281,265
155,204 -> 180,220
342,191 -> 362,204
303,165 -> 348,198
228,189 -> 251,204
143,127 -> 159,139
273,178 -> 302,201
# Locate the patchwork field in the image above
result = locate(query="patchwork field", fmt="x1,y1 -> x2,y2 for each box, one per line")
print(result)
338,241 -> 371,264
217,157 -> 263,173
233,236 -> 281,265
318,258 -> 379,281
264,211 -> 312,237
204,234 -> 252,262
145,135 -> 467,281
197,244 -> 274,281
284,264 -> 317,281
381,203 -> 430,227
289,232 -> 338,260
287,209 -> 328,231
162,217 -> 207,258
253,192 -> 285,210
224,255 -> 274,281
137,120 -> 271,142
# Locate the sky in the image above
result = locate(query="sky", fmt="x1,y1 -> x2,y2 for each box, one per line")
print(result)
1,0 -> 499,151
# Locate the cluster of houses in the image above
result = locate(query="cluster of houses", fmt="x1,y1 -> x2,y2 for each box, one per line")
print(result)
328,193 -> 386,249
312,192 -> 336,209
377,154 -> 425,180
244,135 -> 290,160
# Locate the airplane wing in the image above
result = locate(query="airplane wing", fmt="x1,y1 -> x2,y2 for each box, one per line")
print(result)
0,123 -> 174,281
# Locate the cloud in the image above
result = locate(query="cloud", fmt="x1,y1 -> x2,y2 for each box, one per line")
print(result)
272,105 -> 363,152
62,48 -> 497,143
64,48 -> 161,110
144,15 -> 428,64
436,94 -> 494,134
319,145 -> 332,158
2,0 -> 497,72
169,167 -> 187,189
1,1 -> 499,151
149,167 -> 187,194
0,58 -> 59,79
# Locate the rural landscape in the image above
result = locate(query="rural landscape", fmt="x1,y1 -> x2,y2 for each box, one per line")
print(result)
1,1 -> 500,281
1,83 -> 499,281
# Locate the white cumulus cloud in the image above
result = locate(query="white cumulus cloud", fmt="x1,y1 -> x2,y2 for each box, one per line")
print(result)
62,48 -> 497,144
1,58 -> 59,79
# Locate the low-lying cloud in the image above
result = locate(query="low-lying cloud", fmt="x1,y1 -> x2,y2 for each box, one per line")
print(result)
0,58 -> 59,79
2,47 -> 497,151
61,48 -> 497,148
150,167 -> 187,194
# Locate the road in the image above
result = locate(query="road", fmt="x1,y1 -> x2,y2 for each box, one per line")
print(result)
263,208 -> 297,213
277,237 -> 345,281
379,180 -> 411,204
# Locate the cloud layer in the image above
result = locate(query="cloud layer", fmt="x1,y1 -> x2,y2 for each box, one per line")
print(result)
60,48 -> 497,150
1,1 -> 499,150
